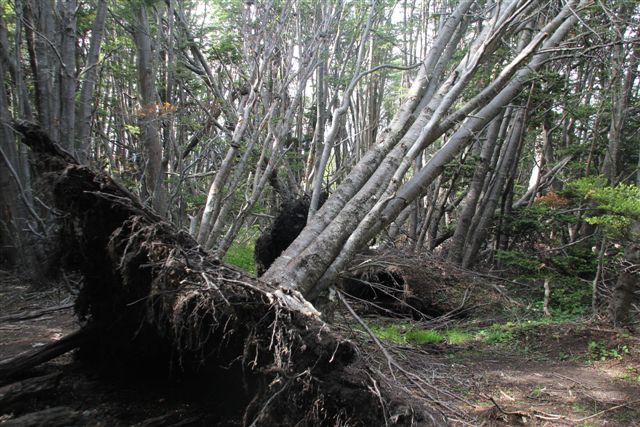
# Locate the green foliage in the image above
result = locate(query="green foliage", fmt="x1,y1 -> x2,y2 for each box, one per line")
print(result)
495,249 -> 540,273
370,323 -> 413,344
587,340 -> 630,362
370,324 -> 478,346
539,277 -> 591,318
568,176 -> 640,238
478,323 -> 514,344
405,329 -> 444,345
445,330 -> 474,345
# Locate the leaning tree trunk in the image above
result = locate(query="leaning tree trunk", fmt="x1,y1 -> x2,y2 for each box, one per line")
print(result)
264,0 -> 589,299
13,122 -> 436,426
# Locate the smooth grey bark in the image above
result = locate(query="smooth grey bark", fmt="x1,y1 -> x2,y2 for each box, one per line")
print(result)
602,31 -> 637,184
0,6 -> 33,120
263,0 -> 476,285
26,0 -> 56,135
0,60 -> 23,267
461,108 -> 527,268
448,114 -> 503,264
76,0 -> 107,163
0,60 -> 44,274
310,2 -> 376,217
265,0 -> 587,299
304,60 -> 326,196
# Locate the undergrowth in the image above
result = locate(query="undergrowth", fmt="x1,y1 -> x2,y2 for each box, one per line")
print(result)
224,241 -> 256,274
369,316 -> 582,348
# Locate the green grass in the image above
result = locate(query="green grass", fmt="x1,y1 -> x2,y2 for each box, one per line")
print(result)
369,320 -> 559,348
370,324 -> 474,346
223,240 -> 256,274
445,329 -> 474,345
406,329 -> 444,344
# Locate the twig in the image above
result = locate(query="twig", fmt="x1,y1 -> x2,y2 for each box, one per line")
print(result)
569,399 -> 640,423
0,304 -> 74,322
337,290 -> 471,419
487,396 -> 528,418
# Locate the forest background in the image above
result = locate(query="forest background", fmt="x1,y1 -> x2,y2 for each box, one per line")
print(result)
0,0 -> 639,322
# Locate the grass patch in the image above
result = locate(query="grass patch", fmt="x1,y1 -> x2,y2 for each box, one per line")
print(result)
479,326 -> 514,344
406,329 -> 444,344
370,324 -> 474,346
369,318 -> 585,349
370,324 -> 410,344
224,240 -> 256,274
446,329 -> 474,345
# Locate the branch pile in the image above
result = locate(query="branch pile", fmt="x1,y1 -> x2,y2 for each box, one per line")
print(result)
14,122 -> 437,426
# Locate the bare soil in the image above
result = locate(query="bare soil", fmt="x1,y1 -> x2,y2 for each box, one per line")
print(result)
447,325 -> 640,426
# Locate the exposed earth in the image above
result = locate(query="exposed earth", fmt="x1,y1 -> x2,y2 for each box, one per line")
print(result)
1,269 -> 639,426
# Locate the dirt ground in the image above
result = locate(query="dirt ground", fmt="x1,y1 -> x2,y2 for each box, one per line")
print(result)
447,325 -> 640,426
1,270 -> 639,426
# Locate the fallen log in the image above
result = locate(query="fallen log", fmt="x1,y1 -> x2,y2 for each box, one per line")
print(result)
0,329 -> 87,382
14,122 -> 436,425
0,373 -> 61,413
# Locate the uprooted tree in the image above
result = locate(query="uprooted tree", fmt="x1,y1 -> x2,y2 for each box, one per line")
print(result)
8,123 -> 440,425
1,0 -> 626,423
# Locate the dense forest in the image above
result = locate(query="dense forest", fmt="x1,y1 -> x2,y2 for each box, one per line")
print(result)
0,0 -> 639,425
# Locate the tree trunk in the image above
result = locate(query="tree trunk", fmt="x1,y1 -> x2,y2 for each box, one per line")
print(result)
57,0 -> 76,150
76,0 -> 107,163
133,4 -> 167,215
264,0 -> 587,299
462,107 -> 528,267
448,114 -> 503,264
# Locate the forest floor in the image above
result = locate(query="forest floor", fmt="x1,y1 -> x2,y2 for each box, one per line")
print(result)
1,269 -> 639,426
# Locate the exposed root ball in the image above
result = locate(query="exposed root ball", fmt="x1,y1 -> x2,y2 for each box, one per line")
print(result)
17,122 -> 433,426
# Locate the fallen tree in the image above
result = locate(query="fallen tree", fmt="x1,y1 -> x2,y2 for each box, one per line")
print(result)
9,122 -> 440,425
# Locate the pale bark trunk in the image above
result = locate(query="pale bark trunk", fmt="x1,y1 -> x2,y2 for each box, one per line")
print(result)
28,0 -> 56,135
264,0 -> 586,299
196,93 -> 254,243
264,0 -> 476,283
310,2 -> 376,217
462,108 -> 527,268
603,32 -> 637,184
448,114 -> 503,264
